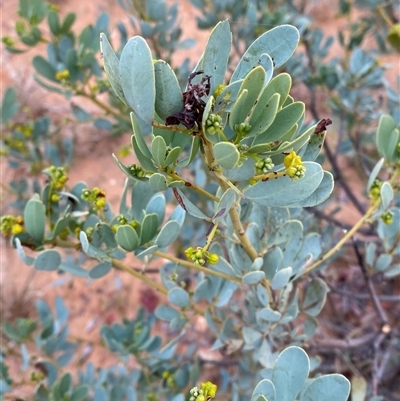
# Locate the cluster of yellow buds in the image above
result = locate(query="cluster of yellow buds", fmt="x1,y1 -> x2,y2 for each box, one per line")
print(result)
128,164 -> 145,178
213,84 -> 226,99
15,123 -> 33,137
184,247 -> 219,266
204,114 -> 224,136
4,137 -> 28,154
46,166 -> 68,203
55,69 -> 70,82
2,36 -> 15,47
369,179 -> 382,200
255,157 -> 274,175
162,371 -> 176,388
48,166 -> 68,190
381,211 -> 394,225
284,151 -> 306,180
0,215 -> 24,236
81,187 -> 107,211
189,382 -> 218,401
112,215 -> 139,232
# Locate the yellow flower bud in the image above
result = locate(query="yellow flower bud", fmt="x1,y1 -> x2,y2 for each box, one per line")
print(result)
12,224 -> 24,235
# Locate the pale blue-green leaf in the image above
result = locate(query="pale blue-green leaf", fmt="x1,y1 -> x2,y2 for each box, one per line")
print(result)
59,262 -> 88,277
21,343 -> 29,370
376,114 -> 397,163
252,102 -> 305,145
302,278 -> 328,316
14,238 -> 35,265
256,284 -> 269,306
71,385 -> 90,401
174,189 -> 210,220
93,388 -> 108,401
258,53 -> 274,86
135,245 -> 159,258
169,205 -> 186,227
262,247 -> 283,280
213,79 -> 243,113
146,193 -> 166,224
271,267 -> 292,290
154,60 -> 183,120
224,157 -> 255,182
375,253 -> 392,272
367,158 -> 385,192
365,242 -> 376,267
258,338 -> 274,368
258,73 -> 292,110
131,181 -> 158,221
149,173 -> 167,191
244,162 -> 323,207
131,135 -> 157,172
140,213 -> 159,244
301,129 -> 326,162
151,135 -> 167,166
277,125 -> 314,154
162,146 -> 181,167
202,20 -> 231,94
89,262 -> 111,279
130,112 -> 153,159
237,66 -> 266,122
116,224 -> 139,251
247,93 -> 280,138
242,326 -> 262,345
229,89 -> 248,131
24,198 -> 46,242
213,256 -> 239,278
384,263 -> 400,278
272,346 -> 309,401
214,188 -> 237,222
214,142 -> 240,170
100,33 -> 127,105
119,36 -> 155,123
351,376 -> 367,401
194,278 -> 214,303
215,280 -> 237,308
168,287 -> 190,308
155,220 -> 180,248
286,171 -> 334,208
155,305 -> 180,321
34,250 -> 61,271
242,270 -> 265,285
251,257 -> 264,271
380,182 -> 393,210
257,308 -> 282,322
231,25 -> 299,82
251,379 -> 276,401
177,136 -> 200,167
303,316 -> 318,339
167,180 -> 185,188
299,374 -> 350,401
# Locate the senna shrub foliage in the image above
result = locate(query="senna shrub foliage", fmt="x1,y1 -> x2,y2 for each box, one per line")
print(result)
1,0 -> 399,400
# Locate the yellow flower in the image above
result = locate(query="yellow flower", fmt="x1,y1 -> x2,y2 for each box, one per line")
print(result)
11,224 -> 24,235
55,70 -> 70,81
201,381 -> 217,399
284,151 -> 306,180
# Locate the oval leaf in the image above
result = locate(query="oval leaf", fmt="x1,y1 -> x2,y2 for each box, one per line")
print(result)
116,224 -> 140,251
34,249 -> 61,271
214,142 -> 240,170
24,198 -> 46,242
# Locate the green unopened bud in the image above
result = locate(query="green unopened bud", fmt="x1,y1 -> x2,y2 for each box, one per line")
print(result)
381,211 -> 394,225
129,164 -> 145,177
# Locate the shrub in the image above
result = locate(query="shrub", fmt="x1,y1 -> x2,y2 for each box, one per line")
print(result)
1,0 -> 399,400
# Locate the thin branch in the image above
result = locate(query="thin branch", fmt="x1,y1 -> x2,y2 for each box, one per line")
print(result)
308,331 -> 377,350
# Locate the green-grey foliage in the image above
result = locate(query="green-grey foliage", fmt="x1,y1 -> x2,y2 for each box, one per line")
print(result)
1,0 -> 400,400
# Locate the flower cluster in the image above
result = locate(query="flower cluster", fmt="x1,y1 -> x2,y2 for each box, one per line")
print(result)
369,179 -> 382,200
81,187 -> 107,211
381,211 -> 394,225
45,166 -> 68,203
284,151 -> 306,180
162,371 -> 176,389
255,157 -> 274,175
234,121 -> 251,137
112,215 -> 139,232
55,69 -> 70,81
189,382 -> 218,401
184,247 -> 219,266
0,215 -> 24,236
204,113 -> 224,136
128,164 -> 145,178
